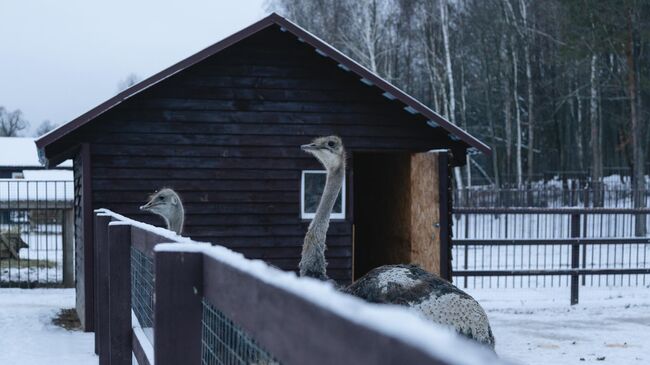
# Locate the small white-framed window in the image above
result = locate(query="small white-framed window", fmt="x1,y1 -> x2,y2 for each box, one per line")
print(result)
301,170 -> 345,220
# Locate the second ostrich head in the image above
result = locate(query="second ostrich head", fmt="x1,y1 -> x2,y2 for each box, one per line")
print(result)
300,136 -> 346,172
299,136 -> 346,280
140,188 -> 185,235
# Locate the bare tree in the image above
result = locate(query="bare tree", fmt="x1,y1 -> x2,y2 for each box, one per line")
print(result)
117,73 -> 141,93
0,107 -> 29,137
34,120 -> 58,137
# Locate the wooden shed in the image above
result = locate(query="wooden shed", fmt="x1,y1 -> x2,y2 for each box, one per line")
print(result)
35,13 -> 489,330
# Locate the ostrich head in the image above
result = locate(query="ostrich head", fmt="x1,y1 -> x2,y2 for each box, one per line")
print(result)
140,188 -> 184,234
301,135 -> 346,171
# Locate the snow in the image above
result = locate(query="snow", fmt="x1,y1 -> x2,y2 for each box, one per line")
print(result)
156,243 -> 501,365
21,169 -> 73,180
0,288 -> 97,365
468,286 -> 650,365
97,208 -> 200,244
0,137 -> 71,167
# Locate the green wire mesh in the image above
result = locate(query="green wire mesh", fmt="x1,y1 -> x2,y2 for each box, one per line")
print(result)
131,246 -> 154,329
201,298 -> 280,365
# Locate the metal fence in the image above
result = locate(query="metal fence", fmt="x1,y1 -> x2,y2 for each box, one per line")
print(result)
0,179 -> 74,288
452,186 -> 650,304
93,209 -> 500,365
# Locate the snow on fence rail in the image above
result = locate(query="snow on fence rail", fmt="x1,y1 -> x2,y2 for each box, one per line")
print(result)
93,209 -> 500,365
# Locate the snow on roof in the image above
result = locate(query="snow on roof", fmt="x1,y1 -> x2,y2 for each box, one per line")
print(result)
21,169 -> 73,181
155,242 -> 500,365
0,137 -> 71,168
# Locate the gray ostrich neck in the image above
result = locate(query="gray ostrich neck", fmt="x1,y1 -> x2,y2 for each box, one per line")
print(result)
166,205 -> 184,234
311,165 -> 344,233
300,164 -> 344,280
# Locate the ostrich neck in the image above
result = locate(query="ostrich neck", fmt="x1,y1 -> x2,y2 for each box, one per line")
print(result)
166,204 -> 185,235
310,165 -> 344,234
300,164 -> 344,279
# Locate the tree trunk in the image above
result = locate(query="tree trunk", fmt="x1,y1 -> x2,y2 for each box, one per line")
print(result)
626,8 -> 646,236
440,0 -> 463,189
512,42 -> 523,187
589,53 -> 603,206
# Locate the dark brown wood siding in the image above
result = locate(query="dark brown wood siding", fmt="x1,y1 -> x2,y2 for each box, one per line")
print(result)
73,151 -> 85,325
80,26 -> 463,283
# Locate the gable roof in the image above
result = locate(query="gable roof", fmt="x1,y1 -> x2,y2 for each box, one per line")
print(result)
36,12 -> 490,162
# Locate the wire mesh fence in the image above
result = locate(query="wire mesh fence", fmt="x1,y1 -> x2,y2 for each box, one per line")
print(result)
131,246 -> 154,330
452,186 -> 650,293
0,180 -> 73,287
201,298 -> 279,365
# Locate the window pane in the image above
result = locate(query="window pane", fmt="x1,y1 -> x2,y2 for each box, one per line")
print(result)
304,172 -> 342,214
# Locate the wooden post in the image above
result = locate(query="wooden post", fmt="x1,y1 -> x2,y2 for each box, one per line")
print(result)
94,213 -> 112,361
107,222 -> 132,365
570,214 -> 580,305
154,249 -> 204,365
438,151 -> 452,281
62,208 -> 75,288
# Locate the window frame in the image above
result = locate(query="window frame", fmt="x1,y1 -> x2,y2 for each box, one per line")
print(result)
300,170 -> 346,220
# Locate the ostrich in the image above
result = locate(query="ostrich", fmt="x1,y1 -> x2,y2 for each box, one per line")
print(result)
299,136 -> 495,349
140,188 -> 185,235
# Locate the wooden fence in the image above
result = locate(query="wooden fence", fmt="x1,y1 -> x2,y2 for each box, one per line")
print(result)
93,209 -> 499,365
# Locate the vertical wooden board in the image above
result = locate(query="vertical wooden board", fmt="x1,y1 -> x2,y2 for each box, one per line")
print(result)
410,152 -> 441,275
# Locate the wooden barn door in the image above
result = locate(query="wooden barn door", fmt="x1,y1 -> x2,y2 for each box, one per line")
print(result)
409,151 -> 452,279
353,150 -> 452,281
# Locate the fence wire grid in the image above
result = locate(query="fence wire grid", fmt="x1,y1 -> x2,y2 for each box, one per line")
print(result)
131,246 -> 154,329
201,298 -> 279,365
1,180 -> 73,287
452,186 -> 650,290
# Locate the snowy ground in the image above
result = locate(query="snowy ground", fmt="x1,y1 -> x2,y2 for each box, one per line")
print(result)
469,286 -> 650,365
0,286 -> 647,365
0,289 -> 97,365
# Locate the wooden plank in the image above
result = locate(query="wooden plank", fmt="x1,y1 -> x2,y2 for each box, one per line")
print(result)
202,255 -> 449,365
437,151 -> 452,281
107,223 -> 132,365
62,209 -> 75,288
92,178 -> 300,192
82,143 -> 95,332
410,152 -> 440,275
154,250 -> 203,365
94,213 -> 112,362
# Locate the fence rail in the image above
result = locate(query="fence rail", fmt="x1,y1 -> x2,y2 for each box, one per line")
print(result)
452,187 -> 650,304
0,180 -> 74,288
93,209 -> 500,365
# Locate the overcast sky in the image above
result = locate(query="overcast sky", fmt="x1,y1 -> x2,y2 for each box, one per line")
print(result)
0,1 -> 267,136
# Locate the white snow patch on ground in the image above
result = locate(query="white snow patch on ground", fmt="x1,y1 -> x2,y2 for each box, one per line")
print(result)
0,288 -> 97,365
468,286 -> 650,365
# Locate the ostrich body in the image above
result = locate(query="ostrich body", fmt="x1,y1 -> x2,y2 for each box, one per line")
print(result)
140,188 -> 185,234
299,136 -> 495,349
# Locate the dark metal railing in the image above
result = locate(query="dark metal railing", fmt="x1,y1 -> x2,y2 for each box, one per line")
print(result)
0,180 -> 73,288
452,186 -> 650,304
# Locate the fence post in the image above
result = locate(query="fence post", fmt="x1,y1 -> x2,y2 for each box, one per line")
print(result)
570,213 -> 580,305
62,208 -> 75,288
94,213 -> 112,362
154,248 -> 204,365
107,222 -> 132,365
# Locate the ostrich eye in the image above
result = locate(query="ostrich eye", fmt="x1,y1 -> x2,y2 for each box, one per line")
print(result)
158,196 -> 164,200
327,141 -> 336,148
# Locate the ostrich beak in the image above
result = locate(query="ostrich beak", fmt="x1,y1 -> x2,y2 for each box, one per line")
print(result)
301,143 -> 318,152
140,201 -> 154,211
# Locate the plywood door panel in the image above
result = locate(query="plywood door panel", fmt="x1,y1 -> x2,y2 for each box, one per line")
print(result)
409,152 -> 441,275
